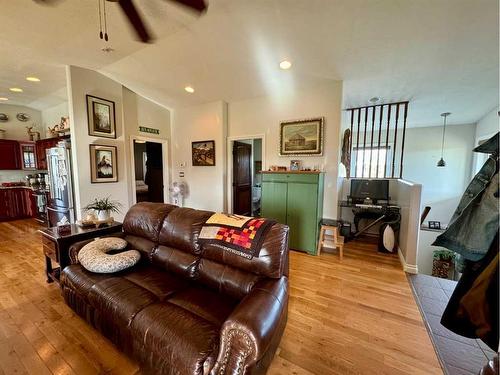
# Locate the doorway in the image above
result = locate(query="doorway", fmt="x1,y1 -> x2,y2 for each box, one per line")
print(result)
132,139 -> 166,203
230,138 -> 263,216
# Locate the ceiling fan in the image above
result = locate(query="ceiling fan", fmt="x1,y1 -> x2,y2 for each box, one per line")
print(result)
34,0 -> 208,43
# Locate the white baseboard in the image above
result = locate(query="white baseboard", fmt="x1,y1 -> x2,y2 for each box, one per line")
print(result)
398,248 -> 418,274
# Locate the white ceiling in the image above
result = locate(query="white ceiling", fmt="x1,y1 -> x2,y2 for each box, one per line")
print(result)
0,0 -> 497,127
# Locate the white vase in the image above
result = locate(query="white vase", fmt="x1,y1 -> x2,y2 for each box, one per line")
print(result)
97,210 -> 110,221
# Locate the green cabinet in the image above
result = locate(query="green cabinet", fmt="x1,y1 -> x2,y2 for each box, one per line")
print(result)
261,172 -> 324,255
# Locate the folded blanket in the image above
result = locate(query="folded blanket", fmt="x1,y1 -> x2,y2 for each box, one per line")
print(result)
199,213 -> 276,259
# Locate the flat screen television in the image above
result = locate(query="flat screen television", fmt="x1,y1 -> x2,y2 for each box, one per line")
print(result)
350,179 -> 389,203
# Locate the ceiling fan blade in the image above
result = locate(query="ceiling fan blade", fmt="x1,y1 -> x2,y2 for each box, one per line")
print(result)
167,0 -> 207,14
117,0 -> 153,43
32,0 -> 63,5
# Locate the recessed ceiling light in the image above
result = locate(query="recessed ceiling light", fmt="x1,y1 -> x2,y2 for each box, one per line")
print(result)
0,97 -> 8,101
369,97 -> 380,103
184,86 -> 195,93
9,88 -> 23,93
26,76 -> 40,82
279,60 -> 292,70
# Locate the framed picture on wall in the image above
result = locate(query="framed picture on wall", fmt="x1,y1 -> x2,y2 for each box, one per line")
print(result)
279,117 -> 324,156
86,94 -> 116,139
89,144 -> 118,183
192,140 -> 215,166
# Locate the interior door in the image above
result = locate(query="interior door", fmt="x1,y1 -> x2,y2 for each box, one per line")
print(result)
144,142 -> 164,202
261,182 -> 288,224
232,141 -> 252,215
287,182 -> 318,253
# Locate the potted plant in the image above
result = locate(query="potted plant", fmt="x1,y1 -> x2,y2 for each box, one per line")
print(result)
432,249 -> 456,279
83,197 -> 121,221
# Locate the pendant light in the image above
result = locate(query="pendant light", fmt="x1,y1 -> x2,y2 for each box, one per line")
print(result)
437,112 -> 451,167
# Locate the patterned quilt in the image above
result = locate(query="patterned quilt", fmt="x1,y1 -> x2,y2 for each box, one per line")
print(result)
199,213 -> 276,259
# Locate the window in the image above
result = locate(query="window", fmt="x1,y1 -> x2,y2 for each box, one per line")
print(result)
351,146 -> 390,178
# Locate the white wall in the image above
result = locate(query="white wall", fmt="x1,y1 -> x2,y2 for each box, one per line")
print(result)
122,87 -> 171,205
41,102 -> 69,138
66,66 -> 171,221
171,101 -> 228,212
228,80 -> 343,218
401,124 -> 475,225
67,66 -> 129,221
390,179 -> 422,273
475,106 -> 498,142
0,104 -> 42,141
472,106 -> 498,174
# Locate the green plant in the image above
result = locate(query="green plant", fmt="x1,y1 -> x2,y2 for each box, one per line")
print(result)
83,197 -> 121,213
433,249 -> 456,261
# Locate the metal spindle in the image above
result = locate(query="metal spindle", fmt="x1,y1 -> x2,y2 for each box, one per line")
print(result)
391,104 -> 400,178
376,105 -> 383,178
362,108 -> 368,177
349,109 -> 354,177
369,106 -> 376,177
355,108 -> 361,176
384,105 -> 391,178
399,103 -> 409,178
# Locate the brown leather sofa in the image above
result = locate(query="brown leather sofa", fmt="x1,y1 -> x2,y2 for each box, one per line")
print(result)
60,202 -> 289,375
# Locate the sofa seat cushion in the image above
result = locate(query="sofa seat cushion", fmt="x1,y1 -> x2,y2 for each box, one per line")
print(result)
131,302 -> 219,374
123,265 -> 188,301
61,264 -> 112,296
87,277 -> 158,327
168,284 -> 239,326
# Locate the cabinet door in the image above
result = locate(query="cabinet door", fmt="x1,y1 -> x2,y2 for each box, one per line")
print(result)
19,142 -> 37,170
0,140 -> 20,170
0,190 -> 8,220
36,138 -> 60,170
287,182 -> 318,254
261,181 -> 288,224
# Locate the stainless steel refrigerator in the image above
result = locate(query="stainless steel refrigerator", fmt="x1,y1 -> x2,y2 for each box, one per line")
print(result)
46,141 -> 75,227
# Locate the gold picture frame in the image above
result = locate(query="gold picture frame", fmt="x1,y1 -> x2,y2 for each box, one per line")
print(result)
279,117 -> 324,156
89,144 -> 118,183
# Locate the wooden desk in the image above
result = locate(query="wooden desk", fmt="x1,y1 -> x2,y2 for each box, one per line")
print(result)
39,222 -> 123,284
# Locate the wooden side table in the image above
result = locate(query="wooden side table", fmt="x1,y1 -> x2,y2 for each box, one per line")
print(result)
39,222 -> 123,284
317,219 -> 344,260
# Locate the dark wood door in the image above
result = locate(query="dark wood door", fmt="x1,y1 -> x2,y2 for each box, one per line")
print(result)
232,141 -> 252,215
144,142 -> 164,203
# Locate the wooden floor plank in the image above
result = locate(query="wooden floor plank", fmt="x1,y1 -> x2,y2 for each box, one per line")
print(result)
0,219 -> 442,374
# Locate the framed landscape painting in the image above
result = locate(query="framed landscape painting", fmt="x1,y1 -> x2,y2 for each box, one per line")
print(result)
89,144 -> 118,183
192,140 -> 215,166
86,95 -> 116,139
279,117 -> 324,156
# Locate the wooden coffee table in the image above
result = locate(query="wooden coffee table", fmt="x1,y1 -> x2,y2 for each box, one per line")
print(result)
39,222 -> 123,284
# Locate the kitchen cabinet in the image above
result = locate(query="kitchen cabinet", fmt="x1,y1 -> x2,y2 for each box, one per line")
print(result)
0,140 -> 21,170
261,171 -> 324,255
36,137 -> 63,170
0,188 -> 36,221
19,141 -> 37,170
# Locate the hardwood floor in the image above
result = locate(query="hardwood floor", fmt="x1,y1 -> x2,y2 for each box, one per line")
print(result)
0,219 -> 442,375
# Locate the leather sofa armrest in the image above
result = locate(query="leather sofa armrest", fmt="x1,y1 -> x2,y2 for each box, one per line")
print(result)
211,277 -> 288,375
68,232 -> 125,264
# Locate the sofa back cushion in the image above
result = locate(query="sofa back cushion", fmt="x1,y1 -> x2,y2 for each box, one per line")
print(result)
151,207 -> 213,278
158,207 -> 213,254
151,245 -> 199,279
123,202 -> 177,243
200,223 -> 289,278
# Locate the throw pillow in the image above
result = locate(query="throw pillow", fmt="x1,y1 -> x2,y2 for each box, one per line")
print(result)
78,237 -> 140,273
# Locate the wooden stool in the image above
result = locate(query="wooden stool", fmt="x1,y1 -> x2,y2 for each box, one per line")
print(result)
317,221 -> 344,260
